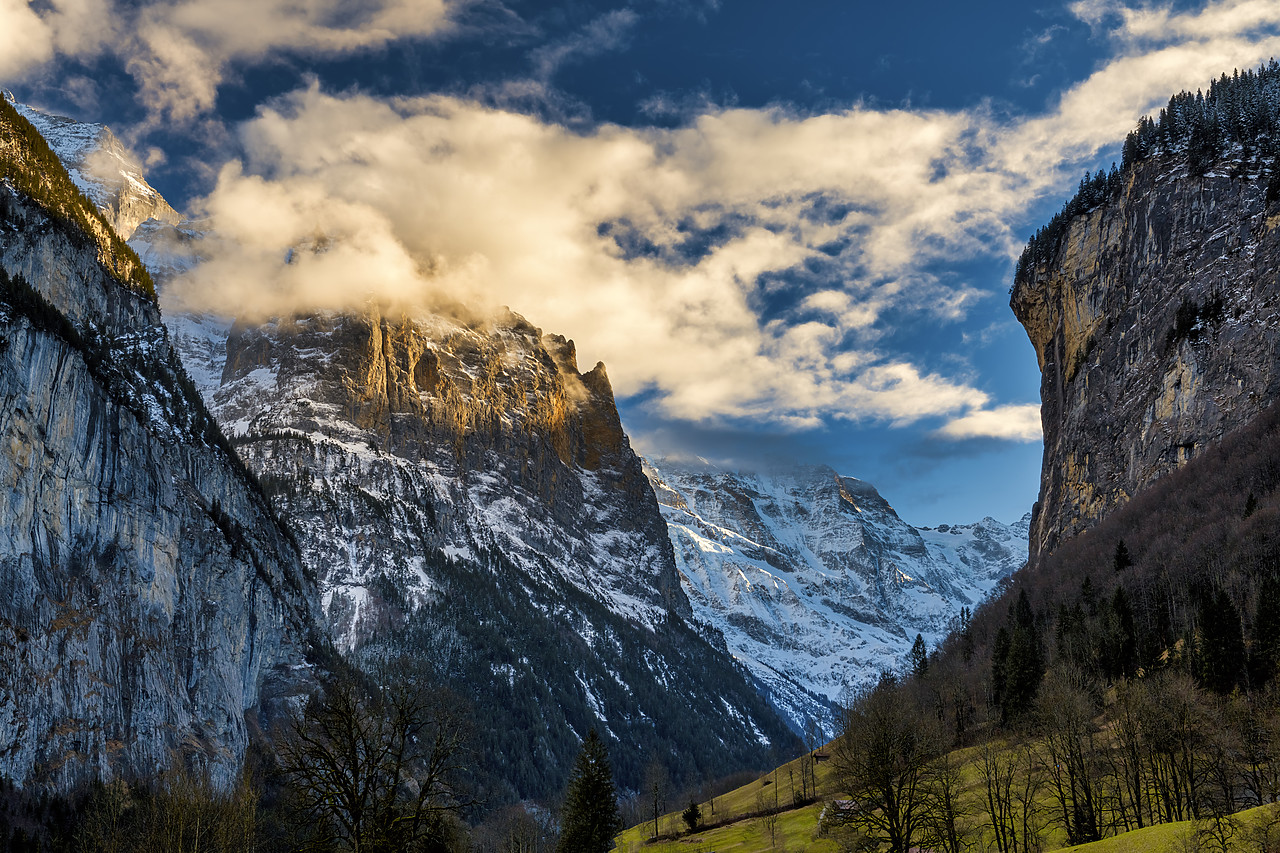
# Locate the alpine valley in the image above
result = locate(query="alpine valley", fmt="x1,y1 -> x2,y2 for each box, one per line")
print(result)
0,93 -> 1029,811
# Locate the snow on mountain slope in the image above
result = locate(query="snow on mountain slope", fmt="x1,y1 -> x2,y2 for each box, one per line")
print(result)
157,285 -> 796,800
7,96 -> 181,240
1,100 -> 799,797
646,460 -> 1029,736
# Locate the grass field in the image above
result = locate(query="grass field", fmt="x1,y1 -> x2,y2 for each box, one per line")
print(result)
615,743 -> 1280,853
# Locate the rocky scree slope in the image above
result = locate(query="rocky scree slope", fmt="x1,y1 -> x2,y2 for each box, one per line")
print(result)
645,461 -> 1028,736
1012,68 -> 1280,563
0,101 -> 318,793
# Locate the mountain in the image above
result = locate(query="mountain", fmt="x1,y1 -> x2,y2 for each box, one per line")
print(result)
645,461 -> 1028,736
1011,63 -> 1280,563
7,94 -> 180,241
160,295 -> 799,800
0,100 -> 800,799
0,99 -> 318,793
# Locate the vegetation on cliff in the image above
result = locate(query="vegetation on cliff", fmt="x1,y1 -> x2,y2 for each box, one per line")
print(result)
0,98 -> 154,300
1017,59 -> 1280,282
813,402 -> 1280,852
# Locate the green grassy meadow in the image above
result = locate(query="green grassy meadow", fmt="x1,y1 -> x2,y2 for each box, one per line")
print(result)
615,741 -> 1280,853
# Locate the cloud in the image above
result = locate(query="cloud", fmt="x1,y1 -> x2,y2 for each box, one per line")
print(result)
529,8 -> 639,81
160,0 -> 1280,436
3,0 -> 458,122
0,0 -> 55,79
169,86 -> 1007,428
939,404 -> 1043,442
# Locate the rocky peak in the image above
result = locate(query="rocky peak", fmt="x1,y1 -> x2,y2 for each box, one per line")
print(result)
12,102 -> 181,241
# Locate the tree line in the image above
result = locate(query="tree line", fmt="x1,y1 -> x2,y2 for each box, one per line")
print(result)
825,401 -> 1280,853
1016,60 -> 1280,284
0,99 -> 154,300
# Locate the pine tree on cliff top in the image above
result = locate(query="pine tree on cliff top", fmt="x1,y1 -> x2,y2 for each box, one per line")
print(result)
558,729 -> 623,853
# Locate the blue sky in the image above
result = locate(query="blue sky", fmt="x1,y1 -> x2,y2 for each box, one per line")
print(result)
5,0 -> 1280,526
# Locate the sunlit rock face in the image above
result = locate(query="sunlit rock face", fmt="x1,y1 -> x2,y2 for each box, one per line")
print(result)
160,297 -> 796,799
0,165 -> 317,793
190,305 -> 687,644
12,101 -> 181,241
645,460 -> 1029,737
1012,154 -> 1280,564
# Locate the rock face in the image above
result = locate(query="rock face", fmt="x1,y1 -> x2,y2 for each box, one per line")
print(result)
157,302 -> 794,799
1012,154 -> 1280,563
645,461 -> 1028,736
15,97 -> 796,799
0,110 -> 317,793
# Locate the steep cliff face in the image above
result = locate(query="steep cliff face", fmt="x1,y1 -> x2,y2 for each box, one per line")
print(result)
203,306 -> 686,636
159,301 -> 793,799
0,111 -> 317,792
645,461 -> 1028,736
18,97 -> 794,799
1012,154 -> 1280,563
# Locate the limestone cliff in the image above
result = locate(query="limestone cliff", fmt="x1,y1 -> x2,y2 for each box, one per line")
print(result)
0,108 -> 317,792
1012,153 -> 1280,563
164,301 -> 794,799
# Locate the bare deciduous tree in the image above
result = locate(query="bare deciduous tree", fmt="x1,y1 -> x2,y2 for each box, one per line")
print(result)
830,675 -> 942,853
277,671 -> 471,852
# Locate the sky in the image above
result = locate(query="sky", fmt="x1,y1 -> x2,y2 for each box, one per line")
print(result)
4,0 -> 1280,526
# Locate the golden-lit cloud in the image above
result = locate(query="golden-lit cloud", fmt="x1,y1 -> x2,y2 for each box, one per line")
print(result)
169,86 -> 1005,427
939,404 -> 1043,442
163,0 -> 1280,438
3,0 -> 456,121
11,0 -> 1279,439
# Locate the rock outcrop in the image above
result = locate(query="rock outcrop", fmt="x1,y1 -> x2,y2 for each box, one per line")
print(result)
1012,154 -> 1280,563
0,106 -> 317,793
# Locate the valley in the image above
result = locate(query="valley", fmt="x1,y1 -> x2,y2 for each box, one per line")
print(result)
4,14 -> 1280,853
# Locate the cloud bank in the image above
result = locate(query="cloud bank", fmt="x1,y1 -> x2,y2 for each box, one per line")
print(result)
12,0 -> 1280,439
1,0 -> 456,120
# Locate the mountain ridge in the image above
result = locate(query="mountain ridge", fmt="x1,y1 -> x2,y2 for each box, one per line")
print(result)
644,458 -> 1028,737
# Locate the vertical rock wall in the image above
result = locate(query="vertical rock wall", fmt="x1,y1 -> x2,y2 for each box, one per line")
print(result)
1012,156 -> 1280,563
0,184 -> 317,793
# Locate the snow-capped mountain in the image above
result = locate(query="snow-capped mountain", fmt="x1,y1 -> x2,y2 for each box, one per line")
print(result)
646,460 -> 1029,736
13,101 -> 795,799
8,96 -> 180,240
165,303 -> 802,799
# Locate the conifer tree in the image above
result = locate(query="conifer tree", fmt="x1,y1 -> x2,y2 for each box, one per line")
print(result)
1113,539 -> 1133,572
1197,587 -> 1246,695
993,590 -> 1044,722
681,800 -> 701,833
1250,575 -> 1280,687
909,633 -> 929,680
1103,587 -> 1137,680
558,730 -> 623,853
